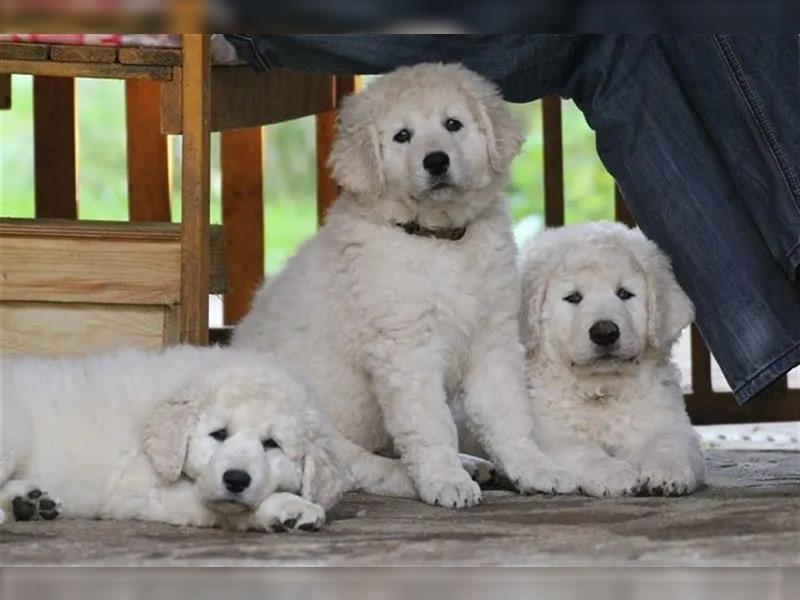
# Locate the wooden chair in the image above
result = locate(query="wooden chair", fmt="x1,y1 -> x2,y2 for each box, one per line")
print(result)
0,34 -> 353,351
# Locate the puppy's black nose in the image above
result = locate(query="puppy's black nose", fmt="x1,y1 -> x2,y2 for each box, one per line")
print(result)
423,151 -> 450,176
222,469 -> 251,493
589,320 -> 620,346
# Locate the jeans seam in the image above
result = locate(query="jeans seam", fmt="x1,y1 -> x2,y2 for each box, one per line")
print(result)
714,34 -> 800,216
733,337 -> 800,396
226,34 -> 270,71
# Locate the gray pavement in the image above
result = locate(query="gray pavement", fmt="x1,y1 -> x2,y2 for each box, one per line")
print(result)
1,450 -> 797,567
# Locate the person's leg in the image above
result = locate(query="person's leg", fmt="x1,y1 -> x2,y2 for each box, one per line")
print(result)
567,34 -> 800,402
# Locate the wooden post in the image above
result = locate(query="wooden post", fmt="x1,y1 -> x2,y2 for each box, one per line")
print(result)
691,325 -> 712,399
614,183 -> 636,227
0,74 -> 10,109
221,127 -> 264,325
316,75 -> 360,226
33,76 -> 77,219
542,96 -> 564,227
179,34 -> 211,344
126,79 -> 171,222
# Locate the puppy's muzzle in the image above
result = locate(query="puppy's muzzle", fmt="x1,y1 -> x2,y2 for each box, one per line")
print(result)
589,320 -> 620,347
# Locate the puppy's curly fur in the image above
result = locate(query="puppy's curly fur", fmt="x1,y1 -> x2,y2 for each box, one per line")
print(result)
234,63 -> 578,507
519,222 -> 705,497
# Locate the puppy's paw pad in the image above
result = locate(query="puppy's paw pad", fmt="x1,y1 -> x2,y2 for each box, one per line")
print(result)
419,475 -> 481,509
11,489 -> 61,522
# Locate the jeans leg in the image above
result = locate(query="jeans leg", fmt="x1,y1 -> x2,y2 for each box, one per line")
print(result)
569,35 -> 800,403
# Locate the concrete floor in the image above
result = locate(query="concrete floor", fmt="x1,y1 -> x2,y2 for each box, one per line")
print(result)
1,450 -> 797,567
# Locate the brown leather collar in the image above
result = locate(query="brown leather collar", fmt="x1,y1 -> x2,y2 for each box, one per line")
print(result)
396,220 -> 467,241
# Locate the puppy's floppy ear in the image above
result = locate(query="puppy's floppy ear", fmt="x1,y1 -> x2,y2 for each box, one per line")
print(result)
462,70 -> 524,173
300,411 -> 347,510
518,230 -> 563,352
627,229 -> 695,351
328,91 -> 384,197
142,384 -> 200,482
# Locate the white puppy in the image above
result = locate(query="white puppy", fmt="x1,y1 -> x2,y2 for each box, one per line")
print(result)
234,63 -> 577,508
1,346 -> 415,530
518,222 -> 705,497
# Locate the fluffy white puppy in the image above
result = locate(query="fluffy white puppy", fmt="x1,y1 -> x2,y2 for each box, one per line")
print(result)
1,346 -> 415,530
234,63 -> 577,508
518,222 -> 705,497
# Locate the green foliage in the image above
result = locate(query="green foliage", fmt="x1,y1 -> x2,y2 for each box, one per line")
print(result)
1,76 -> 616,275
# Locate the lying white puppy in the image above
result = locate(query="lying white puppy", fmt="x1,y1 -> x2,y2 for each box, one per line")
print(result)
233,63 -> 577,508
518,222 -> 705,497
1,346 -> 415,530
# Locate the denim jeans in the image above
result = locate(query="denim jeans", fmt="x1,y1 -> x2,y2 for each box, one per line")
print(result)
226,34 -> 800,404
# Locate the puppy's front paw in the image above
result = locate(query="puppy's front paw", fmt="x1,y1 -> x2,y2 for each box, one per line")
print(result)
638,457 -> 700,496
504,452 -> 579,495
459,454 -> 499,487
577,459 -> 640,497
255,493 -> 326,533
417,470 -> 481,508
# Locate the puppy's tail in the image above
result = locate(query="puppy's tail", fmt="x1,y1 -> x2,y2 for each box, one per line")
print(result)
334,434 -> 418,499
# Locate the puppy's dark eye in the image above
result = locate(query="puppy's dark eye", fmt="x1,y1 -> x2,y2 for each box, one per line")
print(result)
393,129 -> 412,143
209,428 -> 228,442
563,292 -> 583,304
617,287 -> 635,300
444,118 -> 463,132
262,438 -> 280,451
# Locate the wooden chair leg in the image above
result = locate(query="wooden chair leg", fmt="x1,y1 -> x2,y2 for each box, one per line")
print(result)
179,34 -> 211,345
126,79 -> 171,222
0,74 -> 10,109
542,96 -> 564,228
221,127 -> 264,325
33,76 -> 76,219
315,75 -> 360,226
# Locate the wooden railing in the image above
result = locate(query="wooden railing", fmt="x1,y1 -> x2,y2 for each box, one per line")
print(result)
541,96 -> 799,425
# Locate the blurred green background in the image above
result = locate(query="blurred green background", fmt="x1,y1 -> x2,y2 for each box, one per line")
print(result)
0,75 -> 614,275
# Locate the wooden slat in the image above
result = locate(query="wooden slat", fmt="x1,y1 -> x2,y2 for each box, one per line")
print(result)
179,34 -> 211,344
119,47 -> 182,66
1,302 -> 173,358
209,326 -> 234,346
126,79 -> 171,222
690,325 -> 713,397
315,111 -> 338,226
33,76 -> 76,219
0,42 -> 49,60
315,75 -> 360,225
161,67 -> 337,134
614,183 -> 636,227
221,127 -> 264,325
0,234 -> 180,305
50,44 -> 118,63
0,59 -> 173,81
0,74 -> 10,109
0,219 -> 227,299
542,96 -> 564,227
686,388 -> 800,425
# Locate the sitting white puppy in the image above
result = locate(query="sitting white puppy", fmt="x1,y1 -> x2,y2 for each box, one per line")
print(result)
1,346 -> 414,530
233,63 -> 577,508
518,222 -> 705,497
